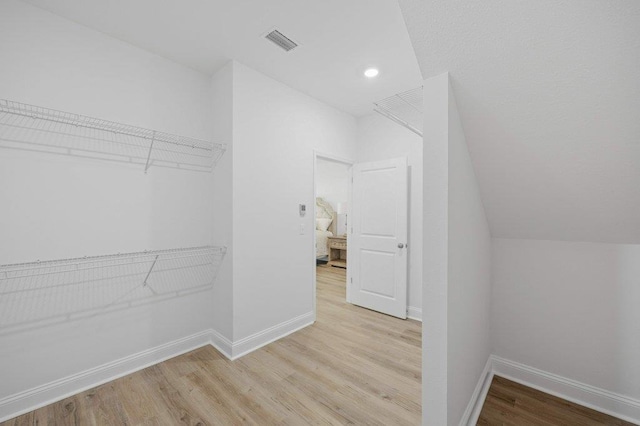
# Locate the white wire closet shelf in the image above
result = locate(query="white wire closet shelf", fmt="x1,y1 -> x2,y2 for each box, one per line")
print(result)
0,245 -> 226,333
0,99 -> 226,172
373,87 -> 423,137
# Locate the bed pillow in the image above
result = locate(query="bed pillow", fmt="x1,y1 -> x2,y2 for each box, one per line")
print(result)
316,218 -> 332,232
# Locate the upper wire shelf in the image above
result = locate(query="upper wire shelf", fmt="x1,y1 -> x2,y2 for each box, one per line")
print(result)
373,87 -> 423,137
0,245 -> 226,333
0,99 -> 226,173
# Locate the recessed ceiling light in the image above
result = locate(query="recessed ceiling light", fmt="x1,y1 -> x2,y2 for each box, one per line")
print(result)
364,68 -> 379,78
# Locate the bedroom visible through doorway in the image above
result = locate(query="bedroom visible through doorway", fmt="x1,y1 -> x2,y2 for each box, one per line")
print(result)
313,154 -> 351,314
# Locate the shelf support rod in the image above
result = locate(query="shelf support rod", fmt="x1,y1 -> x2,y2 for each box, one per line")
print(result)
144,131 -> 156,173
142,255 -> 159,294
373,106 -> 422,137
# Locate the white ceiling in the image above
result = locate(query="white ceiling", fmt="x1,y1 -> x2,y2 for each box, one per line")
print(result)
400,0 -> 640,243
21,0 -> 422,117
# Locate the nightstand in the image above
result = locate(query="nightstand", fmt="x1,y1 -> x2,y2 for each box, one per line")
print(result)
327,235 -> 347,268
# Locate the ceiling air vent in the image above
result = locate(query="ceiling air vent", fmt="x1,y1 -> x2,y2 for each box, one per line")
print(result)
265,29 -> 298,52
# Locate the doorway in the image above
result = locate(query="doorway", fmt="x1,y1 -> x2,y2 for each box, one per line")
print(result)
313,153 -> 352,319
313,152 -> 411,320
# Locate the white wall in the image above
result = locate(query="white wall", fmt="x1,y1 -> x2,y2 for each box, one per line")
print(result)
422,73 -> 451,426
231,62 -> 357,342
492,238 -> 640,402
446,84 -> 492,425
0,0 -> 218,416
316,157 -> 350,212
421,73 -> 492,426
356,113 -> 423,318
0,3 -> 359,410
0,0 -> 214,262
210,62 -> 234,341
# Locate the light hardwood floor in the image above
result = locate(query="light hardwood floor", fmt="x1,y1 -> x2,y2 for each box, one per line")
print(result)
2,266 -> 422,425
478,375 -> 635,426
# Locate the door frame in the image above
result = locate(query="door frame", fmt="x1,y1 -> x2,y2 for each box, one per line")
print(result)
312,151 -> 353,321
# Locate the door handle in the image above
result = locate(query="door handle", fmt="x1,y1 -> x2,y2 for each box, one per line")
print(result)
398,243 -> 405,249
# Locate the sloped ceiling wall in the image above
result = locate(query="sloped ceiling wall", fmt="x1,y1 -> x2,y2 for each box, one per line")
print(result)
399,0 -> 640,243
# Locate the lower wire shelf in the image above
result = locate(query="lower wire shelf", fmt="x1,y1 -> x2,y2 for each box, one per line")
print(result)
0,245 -> 226,333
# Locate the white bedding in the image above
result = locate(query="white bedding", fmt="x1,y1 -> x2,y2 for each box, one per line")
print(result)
316,230 -> 333,258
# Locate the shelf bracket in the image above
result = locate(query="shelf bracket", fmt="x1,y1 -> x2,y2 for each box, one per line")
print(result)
142,255 -> 159,295
144,131 -> 156,173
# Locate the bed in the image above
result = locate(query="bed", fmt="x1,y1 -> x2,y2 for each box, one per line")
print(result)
315,197 -> 336,258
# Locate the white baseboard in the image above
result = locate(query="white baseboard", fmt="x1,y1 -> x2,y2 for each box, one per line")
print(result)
0,312 -> 315,422
407,306 -> 422,322
459,356 -> 494,426
230,312 -> 314,360
0,329 -> 212,423
210,329 -> 233,360
492,356 -> 640,425
211,312 -> 314,361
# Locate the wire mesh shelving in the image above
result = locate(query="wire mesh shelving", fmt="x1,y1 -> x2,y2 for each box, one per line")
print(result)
373,87 -> 423,136
0,245 -> 226,333
0,99 -> 226,172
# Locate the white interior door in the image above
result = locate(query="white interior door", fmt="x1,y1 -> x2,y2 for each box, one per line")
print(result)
348,157 -> 408,319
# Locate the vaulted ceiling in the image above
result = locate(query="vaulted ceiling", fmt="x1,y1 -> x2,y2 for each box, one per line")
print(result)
400,0 -> 640,243
21,0 -> 422,117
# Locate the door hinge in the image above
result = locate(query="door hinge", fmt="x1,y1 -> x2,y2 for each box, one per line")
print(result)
350,277 -> 353,284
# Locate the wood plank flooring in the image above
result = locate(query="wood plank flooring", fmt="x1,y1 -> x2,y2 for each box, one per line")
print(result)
6,266 -> 627,425
2,265 -> 422,425
478,375 -> 635,426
